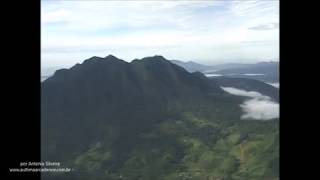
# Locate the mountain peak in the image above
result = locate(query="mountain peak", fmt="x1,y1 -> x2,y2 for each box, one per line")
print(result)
153,55 -> 166,59
82,56 -> 104,64
81,55 -> 127,66
104,54 -> 119,59
141,55 -> 167,61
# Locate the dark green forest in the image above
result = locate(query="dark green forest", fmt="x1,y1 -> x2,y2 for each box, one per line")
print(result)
41,55 -> 279,180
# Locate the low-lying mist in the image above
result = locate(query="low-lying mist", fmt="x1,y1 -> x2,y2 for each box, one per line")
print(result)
221,87 -> 279,120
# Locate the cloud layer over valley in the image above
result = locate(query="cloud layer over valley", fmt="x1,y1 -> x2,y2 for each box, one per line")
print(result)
221,87 -> 279,120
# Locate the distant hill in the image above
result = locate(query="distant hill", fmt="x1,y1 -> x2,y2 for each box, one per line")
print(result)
170,60 -> 279,82
170,60 -> 213,72
213,61 -> 279,82
215,61 -> 278,75
170,60 -> 252,73
203,63 -> 253,73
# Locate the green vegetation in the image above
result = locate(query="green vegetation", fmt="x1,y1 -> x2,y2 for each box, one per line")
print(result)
41,56 -> 279,180
62,111 -> 279,180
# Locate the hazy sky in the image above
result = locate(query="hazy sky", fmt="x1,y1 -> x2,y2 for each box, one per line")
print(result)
41,0 -> 279,70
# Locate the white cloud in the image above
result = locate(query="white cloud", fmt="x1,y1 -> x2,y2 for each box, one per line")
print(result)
41,0 -> 279,68
221,87 -> 269,99
221,87 -> 279,120
249,23 -> 279,31
42,9 -> 71,24
205,74 -> 223,77
240,98 -> 279,120
242,73 -> 265,76
267,82 -> 279,88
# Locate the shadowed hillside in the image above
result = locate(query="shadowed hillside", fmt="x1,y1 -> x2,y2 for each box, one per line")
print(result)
41,55 -> 279,180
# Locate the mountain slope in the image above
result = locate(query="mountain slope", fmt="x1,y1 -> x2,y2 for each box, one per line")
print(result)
41,55 -> 278,180
41,55 -> 240,164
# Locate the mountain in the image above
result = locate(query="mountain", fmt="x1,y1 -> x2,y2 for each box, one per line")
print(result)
214,61 -> 279,75
170,61 -> 256,73
213,61 -> 279,83
170,60 -> 279,83
42,55 -> 278,180
170,60 -> 213,72
203,63 -> 253,73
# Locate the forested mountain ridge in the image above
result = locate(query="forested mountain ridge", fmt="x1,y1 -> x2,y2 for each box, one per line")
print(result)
41,55 -> 279,180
